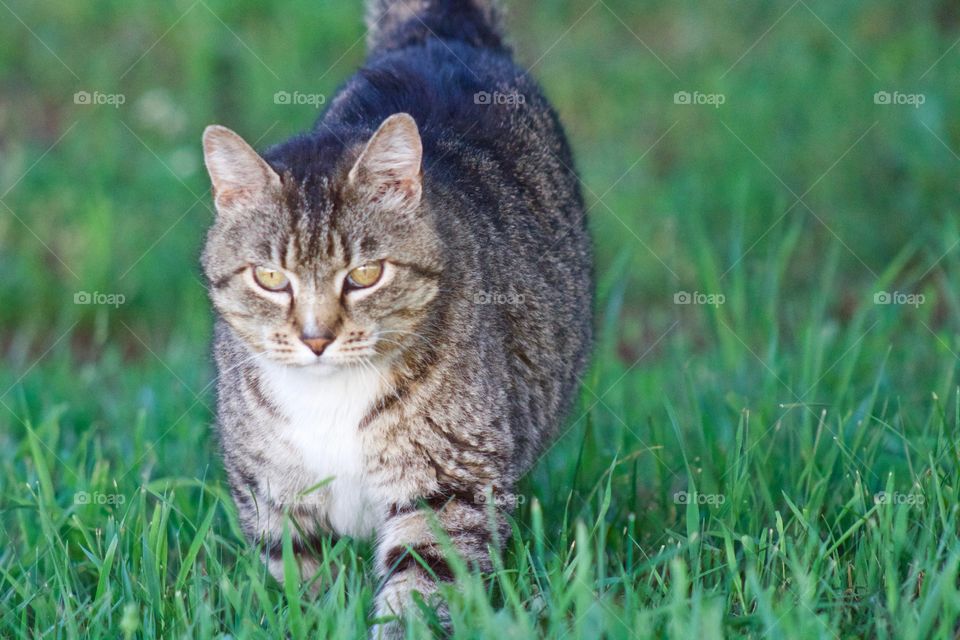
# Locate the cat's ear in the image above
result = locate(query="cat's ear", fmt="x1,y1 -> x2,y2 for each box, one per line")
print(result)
202,125 -> 281,210
348,113 -> 422,208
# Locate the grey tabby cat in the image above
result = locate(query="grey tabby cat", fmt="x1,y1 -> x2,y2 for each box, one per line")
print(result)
200,0 -> 591,632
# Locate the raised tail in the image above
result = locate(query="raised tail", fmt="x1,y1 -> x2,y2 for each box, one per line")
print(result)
365,0 -> 506,55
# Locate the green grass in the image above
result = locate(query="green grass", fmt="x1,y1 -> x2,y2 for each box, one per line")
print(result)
2,0 -> 960,637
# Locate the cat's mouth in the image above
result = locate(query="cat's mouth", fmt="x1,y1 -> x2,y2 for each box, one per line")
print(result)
297,354 -> 375,368
280,344 -> 383,371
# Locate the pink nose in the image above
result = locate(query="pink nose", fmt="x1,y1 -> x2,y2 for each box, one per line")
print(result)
301,336 -> 333,356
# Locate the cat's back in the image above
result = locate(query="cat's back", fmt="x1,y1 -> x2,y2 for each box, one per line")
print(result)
325,38 -> 579,189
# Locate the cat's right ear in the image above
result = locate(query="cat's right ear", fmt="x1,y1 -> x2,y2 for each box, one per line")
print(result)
202,125 -> 281,211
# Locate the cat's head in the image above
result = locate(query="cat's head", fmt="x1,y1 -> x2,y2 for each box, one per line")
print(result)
201,114 -> 443,371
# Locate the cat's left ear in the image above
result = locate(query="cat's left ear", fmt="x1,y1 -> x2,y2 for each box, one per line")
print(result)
349,113 -> 422,209
202,125 -> 281,211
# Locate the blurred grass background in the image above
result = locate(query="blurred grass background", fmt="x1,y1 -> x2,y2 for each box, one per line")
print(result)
2,0 -> 960,637
3,1 -> 959,357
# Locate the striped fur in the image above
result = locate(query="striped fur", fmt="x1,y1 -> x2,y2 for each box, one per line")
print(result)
201,0 -> 592,634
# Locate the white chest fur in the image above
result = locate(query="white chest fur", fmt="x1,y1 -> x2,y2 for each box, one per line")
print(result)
256,360 -> 386,538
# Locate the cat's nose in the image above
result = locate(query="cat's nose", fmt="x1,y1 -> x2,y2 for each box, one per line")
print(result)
301,334 -> 334,356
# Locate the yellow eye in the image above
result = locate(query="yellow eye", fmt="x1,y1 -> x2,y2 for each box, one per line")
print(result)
346,262 -> 384,289
253,266 -> 289,291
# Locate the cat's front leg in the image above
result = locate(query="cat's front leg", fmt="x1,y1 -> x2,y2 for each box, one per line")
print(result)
229,477 -> 333,595
371,491 -> 511,637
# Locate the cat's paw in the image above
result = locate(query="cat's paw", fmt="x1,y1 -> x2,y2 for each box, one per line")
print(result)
368,620 -> 405,640
372,570 -> 449,638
